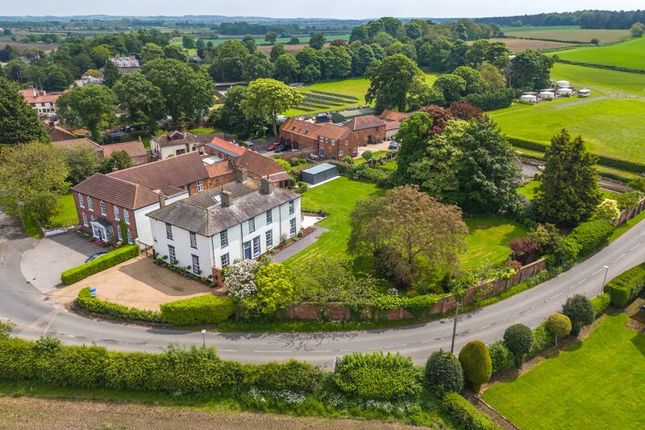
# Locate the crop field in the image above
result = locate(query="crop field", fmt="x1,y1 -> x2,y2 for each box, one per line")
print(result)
490,63 -> 645,165
488,38 -> 576,53
552,37 -> 645,70
500,26 -> 631,44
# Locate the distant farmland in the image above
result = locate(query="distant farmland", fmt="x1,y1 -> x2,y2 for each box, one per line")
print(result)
500,26 -> 631,44
551,37 -> 645,71
488,38 -> 576,52
203,34 -> 351,47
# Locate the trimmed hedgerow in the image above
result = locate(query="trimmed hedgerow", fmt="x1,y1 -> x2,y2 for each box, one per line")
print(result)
529,322 -> 555,355
160,294 -> 236,326
442,392 -> 501,430
75,287 -> 163,323
333,352 -> 422,401
61,244 -> 140,285
590,293 -> 611,319
243,359 -> 323,393
568,220 -> 614,257
402,294 -> 443,316
489,341 -> 514,375
604,263 -> 645,307
458,341 -> 492,394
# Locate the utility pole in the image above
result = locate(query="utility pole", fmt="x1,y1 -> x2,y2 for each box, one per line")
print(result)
601,265 -> 609,291
450,301 -> 460,354
201,329 -> 206,348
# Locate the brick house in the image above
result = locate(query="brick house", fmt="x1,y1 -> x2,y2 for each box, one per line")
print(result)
279,118 -> 360,161
379,109 -> 410,139
20,88 -> 61,116
151,131 -> 217,160
71,152 -> 234,246
344,115 -> 387,145
102,140 -> 150,166
278,118 -> 320,151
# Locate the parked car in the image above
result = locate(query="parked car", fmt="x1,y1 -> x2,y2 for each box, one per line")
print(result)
267,142 -> 281,151
388,141 -> 399,150
85,252 -> 108,263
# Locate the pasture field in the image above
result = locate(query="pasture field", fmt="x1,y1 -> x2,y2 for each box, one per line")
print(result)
550,62 -> 645,96
552,37 -> 645,70
483,313 -> 645,430
500,26 -> 631,44
488,38 -> 576,53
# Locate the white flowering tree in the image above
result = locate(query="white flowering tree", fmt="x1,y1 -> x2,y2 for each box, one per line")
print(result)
223,260 -> 261,301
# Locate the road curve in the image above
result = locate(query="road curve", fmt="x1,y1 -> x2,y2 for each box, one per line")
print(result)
1,212 -> 643,368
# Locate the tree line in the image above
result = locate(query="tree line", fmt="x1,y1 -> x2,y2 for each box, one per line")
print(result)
476,9 -> 645,29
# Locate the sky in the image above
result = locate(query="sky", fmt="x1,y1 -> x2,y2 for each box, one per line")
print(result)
2,0 -> 643,19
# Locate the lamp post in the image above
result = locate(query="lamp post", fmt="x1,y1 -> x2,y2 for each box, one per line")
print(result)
601,265 -> 609,291
201,329 -> 206,348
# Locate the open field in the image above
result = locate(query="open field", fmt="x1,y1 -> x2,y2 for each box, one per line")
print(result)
483,313 -> 645,430
490,63 -> 645,165
0,394 -> 426,430
489,38 -> 576,52
552,37 -> 645,70
500,26 -> 631,44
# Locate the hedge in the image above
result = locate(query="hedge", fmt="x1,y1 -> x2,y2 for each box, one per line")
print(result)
463,89 -> 514,111
160,294 -> 236,326
604,263 -> 645,307
529,322 -> 555,355
568,220 -> 614,257
489,341 -> 514,375
553,58 -> 645,75
75,287 -> 164,323
333,352 -> 422,401
442,392 -> 501,430
243,360 -> 323,393
61,244 -> 140,285
590,293 -> 611,319
402,294 -> 443,316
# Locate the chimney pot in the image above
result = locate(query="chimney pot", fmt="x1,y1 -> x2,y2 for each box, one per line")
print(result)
235,169 -> 247,183
221,191 -> 233,207
260,178 -> 273,195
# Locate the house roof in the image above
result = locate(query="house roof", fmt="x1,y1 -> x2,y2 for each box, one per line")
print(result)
72,173 -> 161,210
108,151 -> 209,197
153,131 -> 216,148
45,124 -> 78,141
147,184 -> 298,236
102,140 -> 148,159
385,120 -> 400,132
379,109 -> 410,123
208,136 -> 246,158
344,115 -> 387,131
235,150 -> 287,180
52,138 -> 103,154
20,88 -> 60,104
280,118 -> 321,140
318,123 -> 351,140
206,159 -> 236,179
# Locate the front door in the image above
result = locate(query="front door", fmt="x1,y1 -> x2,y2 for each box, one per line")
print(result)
243,241 -> 252,260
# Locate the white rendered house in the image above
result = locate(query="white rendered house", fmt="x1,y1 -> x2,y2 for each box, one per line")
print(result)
147,179 -> 302,276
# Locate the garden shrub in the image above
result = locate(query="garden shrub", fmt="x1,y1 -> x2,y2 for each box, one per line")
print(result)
546,313 -> 572,346
590,293 -> 611,319
425,351 -> 464,395
442,392 -> 501,430
503,324 -> 533,367
160,294 -> 235,326
568,220 -> 613,257
244,360 -> 323,393
61,244 -> 140,285
488,341 -> 514,374
402,294 -> 442,316
458,340 -> 492,393
75,287 -> 164,323
333,352 -> 422,400
245,263 -> 294,316
529,322 -> 555,355
370,294 -> 404,313
0,320 -> 12,338
463,88 -> 514,111
562,294 -> 594,336
604,263 -> 645,307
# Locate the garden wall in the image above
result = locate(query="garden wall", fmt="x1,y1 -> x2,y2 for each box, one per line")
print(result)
282,259 -> 546,322
614,198 -> 645,227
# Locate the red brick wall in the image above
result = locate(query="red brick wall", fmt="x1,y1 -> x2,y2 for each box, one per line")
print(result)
318,137 -> 358,160
352,125 -> 386,145
73,191 -> 138,242
279,131 -> 318,151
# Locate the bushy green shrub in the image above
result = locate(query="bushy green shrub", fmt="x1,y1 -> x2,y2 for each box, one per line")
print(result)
568,220 -> 613,257
333,352 -> 422,400
425,351 -> 464,395
402,294 -> 442,316
458,341 -> 492,393
160,294 -> 236,326
529,322 -> 555,355
590,293 -> 611,319
463,89 -> 514,111
562,294 -> 594,336
61,244 -> 140,285
370,294 -> 403,312
503,324 -> 533,367
244,360 -> 323,393
546,313 -> 572,346
75,287 -> 163,323
442,392 -> 500,430
488,341 -> 514,375
0,321 -> 13,338
604,263 -> 645,307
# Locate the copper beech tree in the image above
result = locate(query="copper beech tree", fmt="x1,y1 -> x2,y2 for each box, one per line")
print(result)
349,185 -> 468,289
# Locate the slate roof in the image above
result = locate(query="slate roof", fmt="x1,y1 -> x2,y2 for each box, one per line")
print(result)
147,185 -> 298,236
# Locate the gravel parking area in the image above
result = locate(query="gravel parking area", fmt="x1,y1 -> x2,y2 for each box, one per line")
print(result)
51,256 -> 212,311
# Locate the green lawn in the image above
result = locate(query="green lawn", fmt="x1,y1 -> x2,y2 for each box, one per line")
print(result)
461,216 -> 527,270
552,37 -> 645,70
483,313 -> 645,430
500,26 -> 631,44
49,193 -> 79,228
518,180 -> 540,200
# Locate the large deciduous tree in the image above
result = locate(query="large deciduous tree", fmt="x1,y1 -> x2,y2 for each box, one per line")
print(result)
57,84 -> 117,141
508,49 -> 554,90
210,85 -> 265,138
62,144 -> 100,185
349,185 -> 468,288
536,129 -> 601,226
393,112 -> 433,185
0,77 -> 49,145
309,33 -> 326,50
366,53 -> 425,112
112,72 -> 164,129
241,78 -> 303,138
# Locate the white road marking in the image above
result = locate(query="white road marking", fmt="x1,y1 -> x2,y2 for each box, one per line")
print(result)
550,292 -> 562,300
611,253 -> 626,263
629,243 -> 641,251
592,268 -> 604,276
570,278 -> 587,289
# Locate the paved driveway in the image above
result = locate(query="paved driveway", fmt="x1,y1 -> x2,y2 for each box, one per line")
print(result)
20,232 -> 106,293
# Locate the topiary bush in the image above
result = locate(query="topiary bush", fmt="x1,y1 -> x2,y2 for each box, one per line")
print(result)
75,287 -> 164,323
442,392 -> 501,430
458,340 -> 492,393
562,294 -> 594,336
529,322 -> 555,355
425,351 -> 464,395
160,294 -> 236,326
488,341 -> 514,375
590,293 -> 611,319
333,352 -> 422,401
503,324 -> 533,367
546,313 -> 572,346
604,263 -> 645,307
61,244 -> 140,285
568,220 -> 614,257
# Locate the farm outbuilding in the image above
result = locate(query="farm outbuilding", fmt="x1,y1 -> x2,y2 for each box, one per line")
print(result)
520,94 -> 538,103
301,163 -> 338,185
